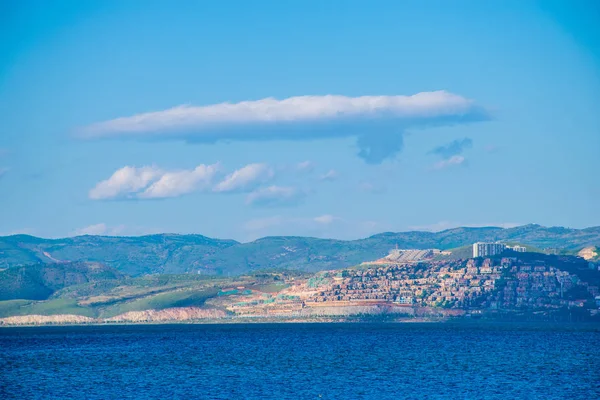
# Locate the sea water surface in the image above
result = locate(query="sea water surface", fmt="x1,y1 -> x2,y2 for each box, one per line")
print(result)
1,323 -> 599,399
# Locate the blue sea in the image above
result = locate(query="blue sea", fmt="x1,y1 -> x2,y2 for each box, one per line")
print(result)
1,323 -> 599,399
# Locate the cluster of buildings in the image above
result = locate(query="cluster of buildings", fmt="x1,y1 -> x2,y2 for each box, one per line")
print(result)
308,259 -> 499,308
204,245 -> 599,320
297,256 -> 597,315
472,242 -> 526,257
483,263 -> 586,310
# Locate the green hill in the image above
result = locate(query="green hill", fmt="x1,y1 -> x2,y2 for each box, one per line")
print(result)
0,271 -> 281,319
1,224 -> 599,276
0,261 -> 124,301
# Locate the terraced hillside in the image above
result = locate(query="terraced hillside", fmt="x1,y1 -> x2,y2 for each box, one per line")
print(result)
0,267 -> 299,320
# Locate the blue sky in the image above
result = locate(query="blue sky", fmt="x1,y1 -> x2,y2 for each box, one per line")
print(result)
1,0 -> 599,241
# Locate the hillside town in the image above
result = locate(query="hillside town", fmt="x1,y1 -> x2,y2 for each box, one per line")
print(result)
208,243 -> 600,321
1,241 -> 599,326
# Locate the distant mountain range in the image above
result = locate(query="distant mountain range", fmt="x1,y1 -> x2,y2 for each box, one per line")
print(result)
1,224 -> 599,276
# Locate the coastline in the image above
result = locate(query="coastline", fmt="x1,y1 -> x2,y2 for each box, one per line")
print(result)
2,316 -> 599,330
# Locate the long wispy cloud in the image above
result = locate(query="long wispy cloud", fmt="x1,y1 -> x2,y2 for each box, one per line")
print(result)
89,162 -> 281,201
78,91 -> 489,164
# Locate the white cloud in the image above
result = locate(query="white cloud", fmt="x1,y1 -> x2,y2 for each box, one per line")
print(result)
319,169 -> 339,181
79,91 -> 483,138
89,163 -> 220,200
296,160 -> 315,172
139,164 -> 219,199
89,166 -> 162,200
408,221 -> 522,232
77,92 -> 489,164
313,214 -> 337,225
246,185 -> 305,207
0,167 -> 7,179
214,163 -> 274,193
430,155 -> 466,170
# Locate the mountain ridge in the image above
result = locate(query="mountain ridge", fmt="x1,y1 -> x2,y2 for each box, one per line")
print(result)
1,224 -> 599,276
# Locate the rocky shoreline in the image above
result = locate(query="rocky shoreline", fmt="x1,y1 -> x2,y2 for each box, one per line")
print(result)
0,305 -> 445,326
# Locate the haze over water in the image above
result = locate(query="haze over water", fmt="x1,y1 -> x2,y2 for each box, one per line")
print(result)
2,323 -> 599,399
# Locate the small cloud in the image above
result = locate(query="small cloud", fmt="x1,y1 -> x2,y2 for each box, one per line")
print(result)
313,214 -> 337,225
358,181 -> 386,194
246,185 -> 305,207
484,144 -> 499,153
89,163 -> 220,200
214,163 -> 274,193
430,155 -> 466,171
429,138 -> 472,158
139,164 -> 219,199
89,166 -> 163,200
296,160 -> 315,172
319,169 -> 339,181
427,138 -> 472,171
0,167 -> 8,179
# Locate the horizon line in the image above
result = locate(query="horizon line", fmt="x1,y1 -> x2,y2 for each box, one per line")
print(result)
2,223 -> 597,243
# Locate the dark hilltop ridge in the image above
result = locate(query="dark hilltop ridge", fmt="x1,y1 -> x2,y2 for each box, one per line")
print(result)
1,224 -> 599,277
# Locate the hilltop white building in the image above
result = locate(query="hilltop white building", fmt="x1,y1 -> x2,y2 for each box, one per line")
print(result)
472,242 -> 506,258
507,245 -> 526,253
